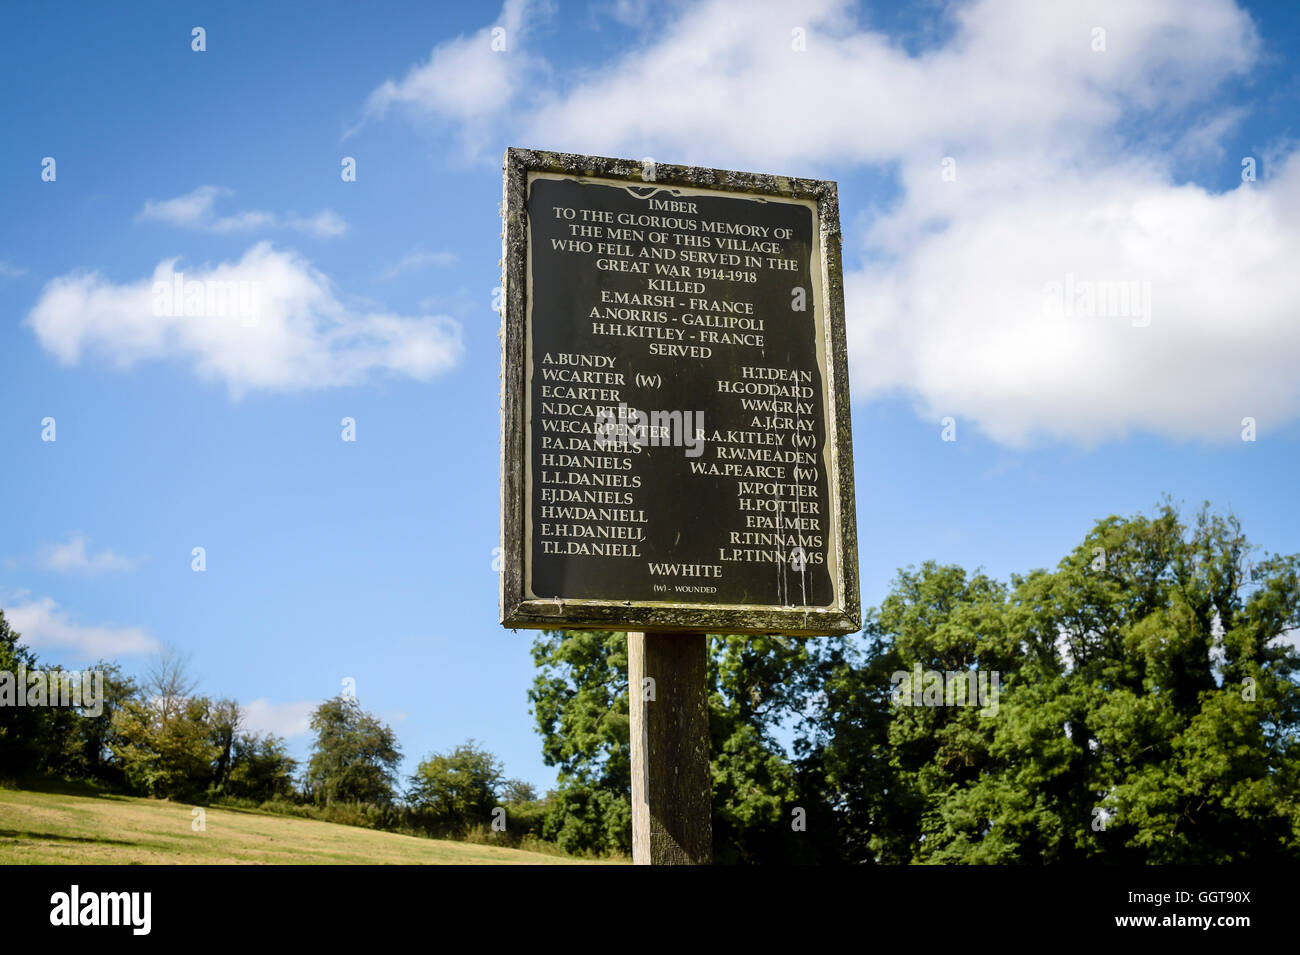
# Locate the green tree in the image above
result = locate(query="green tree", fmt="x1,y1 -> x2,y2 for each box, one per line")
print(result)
707,633 -> 823,863
207,698 -> 241,794
110,694 -> 220,799
407,739 -> 504,833
34,662 -> 139,787
529,629 -> 632,854
68,663 -> 138,787
107,649 -> 220,799
804,502 -> 1300,863
226,731 -> 298,801
304,696 -> 401,806
0,609 -> 44,775
529,629 -> 823,860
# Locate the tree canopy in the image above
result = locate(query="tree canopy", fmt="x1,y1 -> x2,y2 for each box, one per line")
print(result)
407,739 -> 504,832
304,695 -> 402,806
530,503 -> 1300,862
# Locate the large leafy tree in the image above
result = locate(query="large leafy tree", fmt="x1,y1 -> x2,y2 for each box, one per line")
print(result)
304,695 -> 401,806
107,650 -> 226,800
528,630 -> 631,854
805,503 -> 1300,863
110,694 -> 221,799
407,740 -> 505,832
707,633 -> 825,863
41,662 -> 138,787
0,609 -> 45,775
528,629 -> 824,861
797,566 -> 1011,863
226,731 -> 298,801
207,697 -> 241,793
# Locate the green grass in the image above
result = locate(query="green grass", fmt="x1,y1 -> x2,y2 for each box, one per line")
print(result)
0,786 -> 615,865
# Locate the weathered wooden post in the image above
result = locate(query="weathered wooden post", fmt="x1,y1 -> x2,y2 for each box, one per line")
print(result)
628,630 -> 712,864
499,148 -> 859,865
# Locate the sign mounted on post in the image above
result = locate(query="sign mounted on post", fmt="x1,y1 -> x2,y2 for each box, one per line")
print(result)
500,147 -> 859,636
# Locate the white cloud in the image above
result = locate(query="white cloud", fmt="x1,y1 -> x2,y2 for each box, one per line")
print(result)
240,698 -> 316,739
24,242 -> 463,397
356,0 -> 546,150
0,260 -> 28,279
378,246 -> 460,281
137,185 -> 224,227
849,149 -> 1300,446
137,186 -> 346,238
515,0 -> 1257,169
39,535 -> 141,574
285,210 -> 347,238
366,0 -> 1300,446
4,596 -> 158,658
375,0 -> 1255,169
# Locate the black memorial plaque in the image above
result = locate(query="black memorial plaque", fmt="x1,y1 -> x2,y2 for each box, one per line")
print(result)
501,149 -> 858,636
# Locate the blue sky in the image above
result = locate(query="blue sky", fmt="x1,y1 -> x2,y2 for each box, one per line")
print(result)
2,0 -> 1298,791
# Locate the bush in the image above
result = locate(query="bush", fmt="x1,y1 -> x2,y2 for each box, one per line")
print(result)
260,796 -> 317,819
542,785 -> 631,857
406,740 -> 503,834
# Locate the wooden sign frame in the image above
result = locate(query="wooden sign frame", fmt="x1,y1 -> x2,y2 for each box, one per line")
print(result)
499,147 -> 859,636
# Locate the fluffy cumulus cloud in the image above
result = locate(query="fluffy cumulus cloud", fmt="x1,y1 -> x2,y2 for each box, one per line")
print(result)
357,0 -> 545,150
362,0 -> 1300,445
25,242 -> 463,397
137,186 -> 346,238
850,153 -> 1300,445
514,0 -> 1258,168
4,596 -> 158,658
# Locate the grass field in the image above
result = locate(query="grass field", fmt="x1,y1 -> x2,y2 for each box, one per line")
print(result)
0,786 -> 610,865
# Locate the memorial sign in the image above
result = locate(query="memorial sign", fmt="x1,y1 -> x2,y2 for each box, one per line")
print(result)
500,148 -> 859,636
